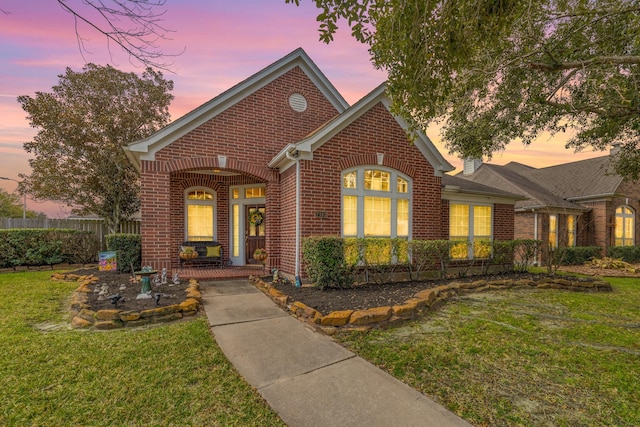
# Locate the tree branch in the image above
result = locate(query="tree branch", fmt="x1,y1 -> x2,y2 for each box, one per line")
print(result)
530,56 -> 640,72
56,0 -> 182,71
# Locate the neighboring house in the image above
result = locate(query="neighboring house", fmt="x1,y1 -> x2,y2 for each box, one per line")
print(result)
458,151 -> 640,260
123,48 -> 521,278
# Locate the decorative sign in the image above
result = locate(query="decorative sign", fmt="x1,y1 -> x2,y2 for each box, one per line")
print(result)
98,251 -> 117,271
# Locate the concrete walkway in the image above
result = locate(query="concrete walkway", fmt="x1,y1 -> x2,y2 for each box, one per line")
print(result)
201,279 -> 472,427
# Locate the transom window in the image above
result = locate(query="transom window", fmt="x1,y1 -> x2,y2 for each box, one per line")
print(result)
449,203 -> 492,259
342,167 -> 411,238
185,188 -> 215,241
615,206 -> 635,246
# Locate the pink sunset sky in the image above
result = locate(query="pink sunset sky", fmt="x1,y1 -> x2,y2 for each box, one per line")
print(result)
0,0 -> 605,218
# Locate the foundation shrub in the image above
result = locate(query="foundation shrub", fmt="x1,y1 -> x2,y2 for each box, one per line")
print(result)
562,246 -> 602,265
607,245 -> 640,263
302,236 -> 353,290
106,233 -> 141,273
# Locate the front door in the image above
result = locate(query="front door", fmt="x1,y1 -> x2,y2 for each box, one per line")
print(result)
245,205 -> 265,264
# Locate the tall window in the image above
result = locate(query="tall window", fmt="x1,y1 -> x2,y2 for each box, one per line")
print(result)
567,215 -> 576,247
615,206 -> 635,246
449,203 -> 492,259
548,214 -> 558,249
341,168 -> 411,238
185,188 -> 215,241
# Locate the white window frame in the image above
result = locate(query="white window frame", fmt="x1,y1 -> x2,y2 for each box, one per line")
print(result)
449,202 -> 493,259
548,214 -> 559,249
615,205 -> 635,247
184,187 -> 216,241
229,184 -> 266,265
341,167 -> 412,238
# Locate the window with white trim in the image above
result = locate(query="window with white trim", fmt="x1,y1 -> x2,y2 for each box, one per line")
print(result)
615,206 -> 635,246
185,188 -> 215,241
449,203 -> 492,259
548,214 -> 558,249
567,215 -> 576,247
341,167 -> 411,238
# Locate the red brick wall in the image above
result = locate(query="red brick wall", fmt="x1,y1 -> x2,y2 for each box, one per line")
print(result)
139,67 -> 340,270
298,102 -> 443,242
494,204 -> 515,240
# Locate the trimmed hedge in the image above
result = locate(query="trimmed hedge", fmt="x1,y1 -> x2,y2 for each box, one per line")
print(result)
302,236 -> 353,290
0,229 -> 99,268
607,245 -> 640,263
106,233 -> 141,273
562,246 -> 603,265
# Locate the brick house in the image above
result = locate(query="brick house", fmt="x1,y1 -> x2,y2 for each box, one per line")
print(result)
124,49 -> 521,278
458,152 -> 640,262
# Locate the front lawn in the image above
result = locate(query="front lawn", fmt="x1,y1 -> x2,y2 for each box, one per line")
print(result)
0,270 -> 284,426
336,276 -> 640,426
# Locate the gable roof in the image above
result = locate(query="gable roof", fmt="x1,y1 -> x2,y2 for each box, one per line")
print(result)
124,48 -> 349,169
268,83 -> 455,176
458,154 -> 625,211
441,174 -> 525,204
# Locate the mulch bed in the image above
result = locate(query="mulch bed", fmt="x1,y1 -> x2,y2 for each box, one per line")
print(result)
73,268 -> 189,311
269,272 -> 549,315
68,264 -> 639,316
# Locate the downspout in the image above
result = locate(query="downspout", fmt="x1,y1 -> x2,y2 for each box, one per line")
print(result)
285,150 -> 302,288
533,211 -> 539,266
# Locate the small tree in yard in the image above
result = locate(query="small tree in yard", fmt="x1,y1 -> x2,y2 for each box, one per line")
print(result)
18,64 -> 173,233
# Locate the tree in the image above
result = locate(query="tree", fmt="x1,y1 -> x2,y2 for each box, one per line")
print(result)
290,0 -> 640,179
0,189 -> 44,219
18,64 -> 174,233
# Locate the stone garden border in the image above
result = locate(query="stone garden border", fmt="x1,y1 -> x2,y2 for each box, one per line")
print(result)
56,273 -> 203,330
251,275 -> 613,335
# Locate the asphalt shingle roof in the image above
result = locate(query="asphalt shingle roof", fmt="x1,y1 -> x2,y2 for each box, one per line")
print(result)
453,155 -> 623,211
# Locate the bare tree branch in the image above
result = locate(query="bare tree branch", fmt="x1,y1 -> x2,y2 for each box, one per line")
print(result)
56,0 -> 183,71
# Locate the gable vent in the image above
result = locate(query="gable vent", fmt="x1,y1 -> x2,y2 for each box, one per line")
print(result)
289,93 -> 307,112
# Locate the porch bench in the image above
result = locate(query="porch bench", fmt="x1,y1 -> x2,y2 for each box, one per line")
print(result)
179,241 -> 224,268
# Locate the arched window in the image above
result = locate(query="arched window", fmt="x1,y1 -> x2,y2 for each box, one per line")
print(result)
614,206 -> 635,246
185,188 -> 216,241
341,167 -> 411,238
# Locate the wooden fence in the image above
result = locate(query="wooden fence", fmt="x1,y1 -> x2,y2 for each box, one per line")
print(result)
0,218 -> 141,250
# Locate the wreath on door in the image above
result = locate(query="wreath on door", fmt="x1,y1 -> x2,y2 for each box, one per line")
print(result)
249,210 -> 264,226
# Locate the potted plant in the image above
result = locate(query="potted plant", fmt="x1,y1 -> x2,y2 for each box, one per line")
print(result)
179,246 -> 198,260
253,248 -> 268,262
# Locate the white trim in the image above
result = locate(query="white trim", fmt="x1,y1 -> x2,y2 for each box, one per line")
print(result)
228,184 -> 266,266
269,84 -> 454,177
184,187 -> 217,241
124,48 -> 349,169
341,166 -> 412,238
449,201 -> 494,259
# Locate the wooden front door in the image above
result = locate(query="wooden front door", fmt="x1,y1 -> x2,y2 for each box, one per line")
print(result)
245,205 -> 266,264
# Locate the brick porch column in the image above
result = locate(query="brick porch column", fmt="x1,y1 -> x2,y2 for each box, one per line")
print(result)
140,161 -> 172,271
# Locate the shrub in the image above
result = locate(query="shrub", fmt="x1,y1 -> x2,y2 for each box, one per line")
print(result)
562,246 -> 602,265
607,246 -> 640,263
106,233 -> 141,273
0,229 -> 99,268
302,236 -> 353,290
513,239 -> 542,272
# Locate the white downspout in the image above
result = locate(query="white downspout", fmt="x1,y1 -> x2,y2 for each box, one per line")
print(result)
286,150 -> 302,287
533,212 -> 539,266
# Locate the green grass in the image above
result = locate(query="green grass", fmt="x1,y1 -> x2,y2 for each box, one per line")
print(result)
0,270 -> 284,426
337,276 -> 640,426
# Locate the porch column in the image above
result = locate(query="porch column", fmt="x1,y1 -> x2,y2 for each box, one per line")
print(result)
140,161 -> 172,271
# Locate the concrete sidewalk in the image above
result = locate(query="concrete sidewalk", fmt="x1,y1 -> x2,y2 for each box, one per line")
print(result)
201,279 -> 472,427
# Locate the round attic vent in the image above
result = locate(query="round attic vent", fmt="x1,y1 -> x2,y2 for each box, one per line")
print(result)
288,93 -> 307,112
